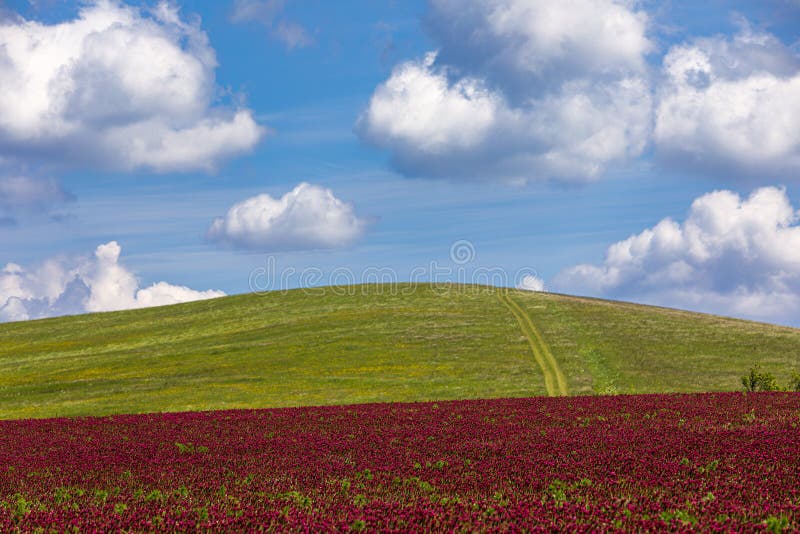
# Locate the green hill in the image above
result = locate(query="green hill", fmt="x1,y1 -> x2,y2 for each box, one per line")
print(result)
1,284 -> 798,420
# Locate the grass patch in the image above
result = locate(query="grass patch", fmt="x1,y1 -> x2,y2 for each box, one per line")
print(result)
1,284 -> 799,419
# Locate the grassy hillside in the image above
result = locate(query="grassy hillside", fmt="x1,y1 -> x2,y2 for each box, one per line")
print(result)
1,284 -> 798,419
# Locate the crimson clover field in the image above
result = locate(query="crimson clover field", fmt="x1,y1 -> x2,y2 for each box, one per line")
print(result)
2,286 -> 800,531
1,392 -> 798,532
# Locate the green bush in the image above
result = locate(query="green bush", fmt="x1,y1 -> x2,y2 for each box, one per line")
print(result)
741,365 -> 781,392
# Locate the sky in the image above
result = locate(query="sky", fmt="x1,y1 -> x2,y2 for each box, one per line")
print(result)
1,0 -> 800,325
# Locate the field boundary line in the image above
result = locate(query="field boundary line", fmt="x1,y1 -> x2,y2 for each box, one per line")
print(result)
498,289 -> 569,396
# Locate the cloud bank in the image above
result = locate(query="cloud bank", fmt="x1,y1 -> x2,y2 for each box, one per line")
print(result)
359,1 -> 800,184
207,183 -> 368,252
357,0 -> 653,183
655,25 -> 800,177
0,241 -> 225,323
553,187 -> 800,325
0,0 -> 263,172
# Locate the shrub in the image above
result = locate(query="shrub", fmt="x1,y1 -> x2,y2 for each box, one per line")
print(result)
741,365 -> 781,392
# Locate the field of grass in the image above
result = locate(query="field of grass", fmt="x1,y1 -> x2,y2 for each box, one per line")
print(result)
517,291 -> 800,395
1,283 -> 798,420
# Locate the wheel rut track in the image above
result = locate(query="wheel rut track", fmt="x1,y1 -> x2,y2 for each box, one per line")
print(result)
498,290 -> 569,397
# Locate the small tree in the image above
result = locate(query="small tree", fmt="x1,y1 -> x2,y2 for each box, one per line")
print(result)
741,365 -> 781,392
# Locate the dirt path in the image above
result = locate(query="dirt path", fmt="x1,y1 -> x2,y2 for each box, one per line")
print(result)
498,290 -> 569,397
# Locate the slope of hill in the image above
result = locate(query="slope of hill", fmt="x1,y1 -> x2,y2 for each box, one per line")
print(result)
1,284 -> 798,419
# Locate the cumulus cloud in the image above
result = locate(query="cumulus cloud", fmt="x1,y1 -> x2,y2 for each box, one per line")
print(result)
207,183 -> 369,252
359,53 -> 501,155
0,241 -> 224,323
518,274 -> 546,292
0,0 -> 263,172
427,0 -> 651,89
357,0 -> 653,183
655,26 -> 800,176
230,0 -> 313,50
553,187 -> 800,325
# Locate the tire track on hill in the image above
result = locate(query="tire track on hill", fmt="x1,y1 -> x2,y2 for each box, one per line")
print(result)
497,290 -> 555,396
498,290 -> 569,397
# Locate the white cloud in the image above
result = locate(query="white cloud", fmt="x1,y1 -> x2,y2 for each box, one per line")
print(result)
358,52 -> 501,156
106,111 -> 263,173
358,0 -> 653,183
655,27 -> 800,176
518,274 -> 546,292
230,0 -> 313,50
553,187 -> 800,325
0,1 -> 263,172
358,52 -> 651,183
207,182 -> 368,251
427,0 -> 651,82
0,241 -> 225,322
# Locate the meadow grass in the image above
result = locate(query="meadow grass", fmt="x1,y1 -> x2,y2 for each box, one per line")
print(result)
517,290 -> 800,394
1,284 -> 798,419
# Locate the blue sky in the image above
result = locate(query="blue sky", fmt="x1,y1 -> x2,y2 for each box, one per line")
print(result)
1,0 -> 800,325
